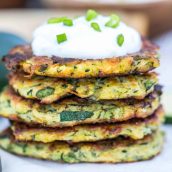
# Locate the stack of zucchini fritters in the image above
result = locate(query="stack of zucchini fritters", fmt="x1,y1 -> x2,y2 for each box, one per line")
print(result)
0,38 -> 164,163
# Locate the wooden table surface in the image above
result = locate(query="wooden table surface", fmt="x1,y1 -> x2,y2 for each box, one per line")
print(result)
0,9 -> 148,41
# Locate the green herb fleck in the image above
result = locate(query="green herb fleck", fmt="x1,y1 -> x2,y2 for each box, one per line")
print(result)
140,142 -> 148,145
67,78 -> 75,85
85,69 -> 90,72
86,9 -> 98,21
39,104 -> 56,113
56,33 -> 67,44
117,34 -> 124,47
60,111 -> 93,122
122,150 -> 128,153
62,84 -> 68,88
6,100 -> 11,108
36,144 -> 44,150
36,87 -> 55,98
91,22 -> 101,32
27,89 -> 33,96
48,17 -> 67,24
39,64 -> 48,72
105,14 -> 120,28
74,66 -> 77,69
63,18 -> 73,26
15,143 -> 27,153
144,80 -> 154,91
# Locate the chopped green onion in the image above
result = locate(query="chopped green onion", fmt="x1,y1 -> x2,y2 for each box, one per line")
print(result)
63,18 -> 73,26
56,33 -> 67,44
117,34 -> 124,47
86,9 -> 98,21
48,17 -> 67,24
105,14 -> 120,28
91,22 -> 101,32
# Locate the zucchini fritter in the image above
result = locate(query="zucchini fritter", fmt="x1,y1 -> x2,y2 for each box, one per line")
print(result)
0,129 -> 164,163
3,39 -> 159,78
9,72 -> 158,104
11,106 -> 164,143
0,87 -> 161,127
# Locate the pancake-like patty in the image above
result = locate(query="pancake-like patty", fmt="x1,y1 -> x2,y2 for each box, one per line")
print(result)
11,106 -> 164,143
9,72 -> 158,104
3,39 -> 159,78
0,87 -> 161,127
0,129 -> 164,163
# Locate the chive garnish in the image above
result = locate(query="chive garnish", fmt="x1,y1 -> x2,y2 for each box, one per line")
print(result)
105,14 -> 120,28
117,34 -> 124,46
56,33 -> 67,44
86,9 -> 98,21
48,17 -> 67,24
63,18 -> 73,26
91,22 -> 101,32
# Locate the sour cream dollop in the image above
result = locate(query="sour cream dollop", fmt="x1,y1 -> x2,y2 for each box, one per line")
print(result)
32,15 -> 142,59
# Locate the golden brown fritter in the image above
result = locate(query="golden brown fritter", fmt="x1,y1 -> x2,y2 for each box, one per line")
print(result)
0,86 -> 161,127
11,106 -> 164,143
3,39 -> 159,78
9,72 -> 158,103
0,129 -> 164,163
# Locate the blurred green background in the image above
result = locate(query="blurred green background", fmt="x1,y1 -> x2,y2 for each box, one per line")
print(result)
0,32 -> 26,90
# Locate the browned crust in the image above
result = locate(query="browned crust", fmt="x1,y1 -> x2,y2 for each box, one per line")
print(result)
0,128 -> 163,164
0,85 -> 162,128
6,84 -> 162,105
0,127 -> 158,147
0,145 -> 162,164
12,105 -> 164,133
2,38 -> 159,78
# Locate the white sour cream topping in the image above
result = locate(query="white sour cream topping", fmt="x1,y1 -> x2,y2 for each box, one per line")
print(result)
32,15 -> 142,59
